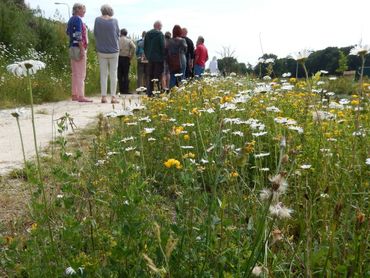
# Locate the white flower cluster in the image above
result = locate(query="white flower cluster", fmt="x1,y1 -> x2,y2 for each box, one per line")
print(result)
7,60 -> 46,77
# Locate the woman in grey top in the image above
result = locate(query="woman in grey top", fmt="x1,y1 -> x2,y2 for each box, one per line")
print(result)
94,4 -> 120,103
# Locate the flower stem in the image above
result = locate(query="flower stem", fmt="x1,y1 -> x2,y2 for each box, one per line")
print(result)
359,54 -> 365,98
15,117 -> 27,168
27,73 -> 54,243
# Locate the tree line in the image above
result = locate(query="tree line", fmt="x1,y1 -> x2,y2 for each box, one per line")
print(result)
217,46 -> 370,77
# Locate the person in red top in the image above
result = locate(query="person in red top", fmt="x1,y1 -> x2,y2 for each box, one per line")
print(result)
194,36 -> 208,77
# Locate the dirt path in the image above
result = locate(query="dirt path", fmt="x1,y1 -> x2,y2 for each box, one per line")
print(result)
0,95 -> 142,230
0,95 -> 142,176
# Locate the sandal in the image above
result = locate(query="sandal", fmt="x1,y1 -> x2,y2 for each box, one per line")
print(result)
101,96 -> 107,103
111,97 -> 119,104
78,97 -> 93,103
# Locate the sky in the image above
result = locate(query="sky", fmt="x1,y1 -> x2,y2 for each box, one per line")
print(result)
25,0 -> 370,66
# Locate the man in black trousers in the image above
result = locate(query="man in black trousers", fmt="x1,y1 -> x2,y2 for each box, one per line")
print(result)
144,20 -> 165,96
182,27 -> 195,79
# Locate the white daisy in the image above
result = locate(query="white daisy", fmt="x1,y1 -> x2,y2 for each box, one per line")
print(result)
180,145 -> 194,149
252,131 -> 268,137
65,266 -> 76,275
125,146 -> 136,152
254,152 -> 270,158
121,136 -> 135,143
232,131 -> 244,137
144,127 -> 155,134
266,106 -> 281,113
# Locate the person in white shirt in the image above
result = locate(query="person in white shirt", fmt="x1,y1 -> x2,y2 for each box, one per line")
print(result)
209,56 -> 219,75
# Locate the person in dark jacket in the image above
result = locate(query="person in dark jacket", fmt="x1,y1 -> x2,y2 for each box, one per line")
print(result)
136,31 -> 148,89
182,27 -> 194,79
166,25 -> 187,88
144,20 -> 165,96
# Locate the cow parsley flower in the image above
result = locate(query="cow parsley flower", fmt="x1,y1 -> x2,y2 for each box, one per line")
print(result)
7,60 -> 46,77
349,44 -> 370,56
290,49 -> 312,62
11,107 -> 26,118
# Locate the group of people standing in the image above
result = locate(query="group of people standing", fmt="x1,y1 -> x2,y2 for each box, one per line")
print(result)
66,3 -> 209,102
138,21 -> 209,96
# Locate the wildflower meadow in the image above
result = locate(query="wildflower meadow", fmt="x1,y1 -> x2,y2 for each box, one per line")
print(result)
0,3 -> 369,276
1,60 -> 369,276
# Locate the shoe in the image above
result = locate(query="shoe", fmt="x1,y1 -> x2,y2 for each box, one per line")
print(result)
111,97 -> 119,104
78,97 -> 93,102
101,96 -> 107,103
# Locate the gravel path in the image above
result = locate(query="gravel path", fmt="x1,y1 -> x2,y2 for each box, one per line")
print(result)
0,95 -> 142,176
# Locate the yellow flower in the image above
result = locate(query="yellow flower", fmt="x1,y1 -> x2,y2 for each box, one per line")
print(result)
164,159 -> 182,169
243,141 -> 255,154
351,99 -> 360,106
183,152 -> 195,159
289,77 -> 297,83
191,108 -> 200,116
221,95 -> 233,104
230,171 -> 239,178
183,134 -> 190,141
172,126 -> 184,135
337,111 -> 344,118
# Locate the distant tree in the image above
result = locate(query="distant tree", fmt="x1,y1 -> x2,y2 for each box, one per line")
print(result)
253,53 -> 278,77
217,46 -> 237,74
336,50 -> 348,74
218,56 -> 238,74
217,46 -> 236,59
238,63 -> 247,74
